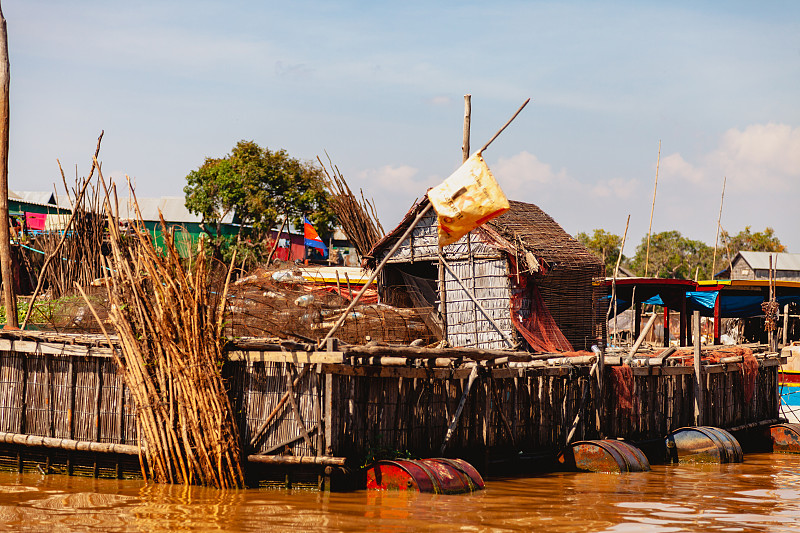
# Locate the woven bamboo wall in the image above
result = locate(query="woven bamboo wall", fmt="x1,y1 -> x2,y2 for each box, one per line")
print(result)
376,209 -> 503,265
444,258 -> 513,349
327,363 -> 779,459
226,361 -> 323,457
0,352 -> 134,445
537,269 -> 601,351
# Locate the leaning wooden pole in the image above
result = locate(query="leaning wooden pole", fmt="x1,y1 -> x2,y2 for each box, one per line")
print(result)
607,215 -> 630,349
693,310 -> 703,426
0,5 -> 14,328
644,140 -> 661,277
320,98 -> 530,347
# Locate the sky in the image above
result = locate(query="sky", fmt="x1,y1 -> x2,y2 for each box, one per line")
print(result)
4,1 -> 800,254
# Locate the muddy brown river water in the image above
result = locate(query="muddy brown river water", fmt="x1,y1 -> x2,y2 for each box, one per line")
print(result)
0,452 -> 799,531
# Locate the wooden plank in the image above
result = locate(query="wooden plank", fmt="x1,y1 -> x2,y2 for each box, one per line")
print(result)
246,454 -> 345,466
324,373 -> 334,455
320,364 -> 473,380
227,351 -> 344,364
0,430 -> 138,455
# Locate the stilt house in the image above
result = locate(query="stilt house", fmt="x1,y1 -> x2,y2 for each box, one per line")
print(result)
367,198 -> 604,352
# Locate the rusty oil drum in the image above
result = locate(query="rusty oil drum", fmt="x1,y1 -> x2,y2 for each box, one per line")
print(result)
558,439 -> 651,473
767,423 -> 800,454
666,426 -> 743,463
366,458 -> 485,494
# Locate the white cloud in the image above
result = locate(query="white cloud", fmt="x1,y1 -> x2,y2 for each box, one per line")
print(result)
492,151 -> 570,197
355,165 -> 431,227
711,123 -> 800,190
357,165 -> 424,195
660,153 -> 705,184
592,177 -> 639,199
659,123 -> 800,192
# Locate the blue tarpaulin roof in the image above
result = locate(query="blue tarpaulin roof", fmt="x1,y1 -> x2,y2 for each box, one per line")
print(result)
607,291 -> 800,318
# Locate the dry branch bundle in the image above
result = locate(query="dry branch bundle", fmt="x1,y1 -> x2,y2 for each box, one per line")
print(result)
318,155 -> 384,259
89,186 -> 244,488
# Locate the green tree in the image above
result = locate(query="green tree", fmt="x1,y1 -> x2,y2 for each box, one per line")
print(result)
630,230 -> 714,279
184,140 -> 335,261
719,226 -> 786,257
576,229 -> 624,275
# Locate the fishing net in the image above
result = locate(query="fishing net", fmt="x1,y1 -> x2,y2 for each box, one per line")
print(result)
226,266 -> 437,345
652,345 -> 759,403
509,262 -> 573,353
611,364 -> 636,416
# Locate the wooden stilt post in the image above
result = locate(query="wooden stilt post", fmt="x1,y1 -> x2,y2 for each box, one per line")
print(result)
693,310 -> 703,426
783,304 -> 790,347
680,296 -> 687,347
0,5 -> 16,328
768,255 -> 775,351
713,291 -> 721,345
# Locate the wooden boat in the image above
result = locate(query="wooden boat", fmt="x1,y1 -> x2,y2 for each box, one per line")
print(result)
780,342 -> 800,422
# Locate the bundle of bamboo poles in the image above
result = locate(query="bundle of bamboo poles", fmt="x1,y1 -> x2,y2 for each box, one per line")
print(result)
83,184 -> 244,488
318,155 -> 384,258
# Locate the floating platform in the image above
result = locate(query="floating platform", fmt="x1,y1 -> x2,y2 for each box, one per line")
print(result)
0,331 -> 785,488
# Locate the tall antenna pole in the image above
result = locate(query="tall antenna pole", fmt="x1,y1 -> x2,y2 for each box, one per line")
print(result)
0,3 -> 16,328
644,140 -> 661,277
712,176 -> 726,279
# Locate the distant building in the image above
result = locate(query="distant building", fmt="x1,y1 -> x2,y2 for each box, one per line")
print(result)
116,197 -> 239,257
717,251 -> 800,281
8,190 -> 71,233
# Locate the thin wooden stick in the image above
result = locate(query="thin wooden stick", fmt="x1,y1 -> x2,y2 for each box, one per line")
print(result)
284,365 -> 314,453
712,176 -> 726,277
462,94 -> 471,163
265,215 -> 287,266
565,362 -> 598,444
606,215 -> 630,349
624,313 -> 658,364
644,140 -> 661,277
249,365 -> 311,447
478,98 -> 530,154
440,364 -> 478,454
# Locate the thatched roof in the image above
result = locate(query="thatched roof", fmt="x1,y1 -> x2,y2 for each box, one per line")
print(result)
367,197 -> 602,273
485,200 -> 602,271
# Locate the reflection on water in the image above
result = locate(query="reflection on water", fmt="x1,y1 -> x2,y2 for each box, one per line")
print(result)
0,453 -> 798,531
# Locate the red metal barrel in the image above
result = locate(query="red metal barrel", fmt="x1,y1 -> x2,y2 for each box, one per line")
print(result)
559,439 -> 651,473
666,426 -> 743,463
366,458 -> 484,493
767,423 -> 800,454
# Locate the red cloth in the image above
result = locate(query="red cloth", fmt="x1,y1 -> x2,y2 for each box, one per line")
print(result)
508,257 -> 573,353
25,212 -> 46,231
